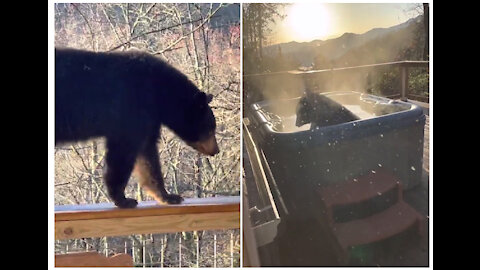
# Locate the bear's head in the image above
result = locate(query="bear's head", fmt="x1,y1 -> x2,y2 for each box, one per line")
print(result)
167,91 -> 219,156
295,91 -> 315,127
185,92 -> 219,156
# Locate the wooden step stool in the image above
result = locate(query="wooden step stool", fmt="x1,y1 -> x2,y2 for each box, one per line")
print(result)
317,169 -> 425,263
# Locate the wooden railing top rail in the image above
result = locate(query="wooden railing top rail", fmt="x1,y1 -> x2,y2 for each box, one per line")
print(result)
243,60 -> 429,78
55,196 -> 240,240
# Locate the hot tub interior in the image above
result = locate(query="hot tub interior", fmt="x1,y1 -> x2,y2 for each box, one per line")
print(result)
257,92 -> 410,132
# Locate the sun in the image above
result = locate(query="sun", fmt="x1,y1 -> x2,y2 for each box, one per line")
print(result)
286,3 -> 331,42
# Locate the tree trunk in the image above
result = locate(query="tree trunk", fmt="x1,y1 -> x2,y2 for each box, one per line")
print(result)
195,154 -> 203,198
423,3 -> 429,61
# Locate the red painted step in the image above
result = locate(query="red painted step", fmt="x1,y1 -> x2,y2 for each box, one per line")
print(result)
319,169 -> 401,210
317,169 -> 425,263
333,200 -> 424,249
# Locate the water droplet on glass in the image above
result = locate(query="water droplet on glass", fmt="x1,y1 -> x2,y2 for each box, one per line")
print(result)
380,134 -> 384,138
353,178 -> 358,182
411,166 -> 416,171
377,192 -> 382,196
378,163 -> 382,167
326,169 -> 330,172
371,170 -> 376,174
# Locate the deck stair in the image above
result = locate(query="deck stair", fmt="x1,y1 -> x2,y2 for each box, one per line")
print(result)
317,169 -> 425,262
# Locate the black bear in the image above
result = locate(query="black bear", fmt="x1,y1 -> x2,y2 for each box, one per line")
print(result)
295,90 -> 359,129
55,48 -> 219,208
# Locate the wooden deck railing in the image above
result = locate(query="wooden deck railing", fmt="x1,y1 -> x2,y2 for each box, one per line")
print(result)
243,60 -> 429,102
55,196 -> 240,240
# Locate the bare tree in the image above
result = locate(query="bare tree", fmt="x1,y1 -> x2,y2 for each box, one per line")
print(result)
54,3 -> 240,267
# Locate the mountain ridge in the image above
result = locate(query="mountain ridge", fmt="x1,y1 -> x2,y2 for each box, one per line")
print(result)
264,15 -> 424,67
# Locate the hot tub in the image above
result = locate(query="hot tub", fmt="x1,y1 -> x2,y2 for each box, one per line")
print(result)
247,91 -> 425,213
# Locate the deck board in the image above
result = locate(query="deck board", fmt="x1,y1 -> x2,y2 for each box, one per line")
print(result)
55,197 -> 240,221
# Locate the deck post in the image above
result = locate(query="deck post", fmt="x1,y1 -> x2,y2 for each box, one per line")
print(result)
401,64 -> 409,101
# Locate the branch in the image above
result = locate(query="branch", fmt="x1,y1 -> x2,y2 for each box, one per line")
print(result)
101,4 -> 126,47
71,3 -> 96,50
108,16 -> 215,52
71,144 -> 90,173
155,4 -> 224,55
55,182 -> 73,187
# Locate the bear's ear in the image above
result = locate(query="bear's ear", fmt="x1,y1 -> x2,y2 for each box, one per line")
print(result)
192,92 -> 212,112
193,92 -> 213,104
206,93 -> 213,104
304,88 -> 314,96
193,92 -> 207,103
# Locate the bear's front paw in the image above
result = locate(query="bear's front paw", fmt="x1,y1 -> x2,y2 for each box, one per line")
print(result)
163,194 -> 184,204
114,198 -> 138,208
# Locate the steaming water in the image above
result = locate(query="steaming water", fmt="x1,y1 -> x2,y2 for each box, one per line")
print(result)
259,93 -> 408,133
343,105 -> 376,119
277,115 -> 312,132
269,105 -> 375,132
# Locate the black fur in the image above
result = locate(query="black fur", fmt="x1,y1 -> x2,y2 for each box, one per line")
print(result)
55,48 -> 218,208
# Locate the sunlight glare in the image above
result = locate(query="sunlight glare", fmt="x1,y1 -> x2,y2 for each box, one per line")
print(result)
286,3 -> 331,42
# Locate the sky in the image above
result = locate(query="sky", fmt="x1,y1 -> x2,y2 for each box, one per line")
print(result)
270,3 -> 422,44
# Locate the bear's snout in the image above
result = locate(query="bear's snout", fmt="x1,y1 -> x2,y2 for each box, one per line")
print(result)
191,134 -> 219,156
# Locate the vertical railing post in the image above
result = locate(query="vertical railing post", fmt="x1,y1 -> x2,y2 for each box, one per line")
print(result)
160,236 -> 165,268
104,237 -> 108,257
230,232 -> 234,267
143,238 -> 146,268
214,234 -> 217,268
179,236 -> 182,268
401,63 -> 409,101
196,232 -> 200,267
